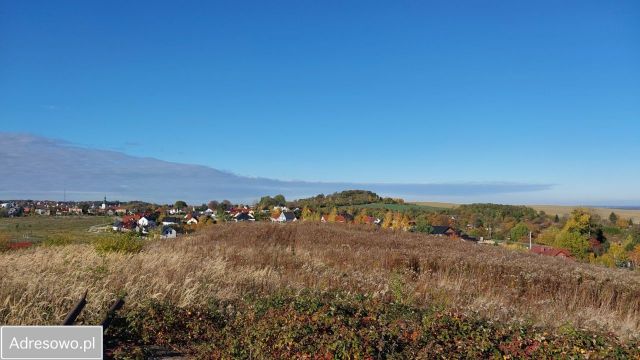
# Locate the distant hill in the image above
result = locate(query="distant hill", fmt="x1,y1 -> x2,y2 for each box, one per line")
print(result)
528,205 -> 640,224
411,201 -> 640,224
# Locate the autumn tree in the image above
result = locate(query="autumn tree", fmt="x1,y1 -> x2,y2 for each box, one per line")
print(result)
628,244 -> 640,268
555,230 -> 590,259
537,226 -> 560,246
324,208 -> 337,223
616,217 -> 630,229
301,207 -> 313,221
564,209 -> 592,235
597,242 -> 628,268
391,212 -> 404,230
382,211 -> 393,229
509,223 -> 530,243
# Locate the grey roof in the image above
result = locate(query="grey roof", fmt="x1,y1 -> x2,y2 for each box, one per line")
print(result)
431,226 -> 453,235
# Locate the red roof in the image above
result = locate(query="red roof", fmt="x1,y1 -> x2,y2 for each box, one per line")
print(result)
8,242 -> 32,250
122,214 -> 141,223
531,245 -> 574,259
362,216 -> 375,224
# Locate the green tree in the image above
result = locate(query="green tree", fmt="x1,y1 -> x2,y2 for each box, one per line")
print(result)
510,223 -> 530,243
555,231 -> 590,259
257,196 -> 276,210
174,200 -> 187,210
207,200 -> 219,210
273,194 -> 286,206
563,209 -> 592,235
609,212 -> 618,224
414,217 -> 432,234
537,226 -> 560,246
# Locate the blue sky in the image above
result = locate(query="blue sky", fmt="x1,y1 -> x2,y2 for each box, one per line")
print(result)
1,1 -> 639,204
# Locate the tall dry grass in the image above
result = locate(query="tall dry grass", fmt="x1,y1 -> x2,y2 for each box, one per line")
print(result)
1,222 -> 639,339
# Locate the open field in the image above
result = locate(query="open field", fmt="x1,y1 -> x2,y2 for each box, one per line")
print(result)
1,222 -> 639,357
0,216 -> 113,242
410,201 -> 460,209
528,205 -> 640,224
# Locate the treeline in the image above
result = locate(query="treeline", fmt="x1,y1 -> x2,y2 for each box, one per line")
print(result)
289,190 -> 401,210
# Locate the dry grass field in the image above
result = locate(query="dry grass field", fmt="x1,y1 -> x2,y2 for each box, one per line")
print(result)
2,222 -> 640,357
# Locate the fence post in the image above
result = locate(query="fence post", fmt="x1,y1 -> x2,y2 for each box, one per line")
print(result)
62,290 -> 88,325
101,297 -> 125,331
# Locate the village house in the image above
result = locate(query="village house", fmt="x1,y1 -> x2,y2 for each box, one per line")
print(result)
35,208 -> 51,216
112,220 -> 124,232
531,245 -> 574,260
160,226 -> 177,239
361,216 -> 377,225
162,217 -> 180,226
234,212 -> 255,222
430,226 -> 458,238
460,234 -> 478,242
272,211 -> 297,223
68,206 -> 83,215
321,214 -> 345,223
137,216 -> 154,228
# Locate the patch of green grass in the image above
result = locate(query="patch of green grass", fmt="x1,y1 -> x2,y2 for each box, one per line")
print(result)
0,216 -> 113,244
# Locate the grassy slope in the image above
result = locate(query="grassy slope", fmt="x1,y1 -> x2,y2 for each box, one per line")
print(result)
2,222 -> 639,356
410,201 -> 460,209
0,216 -> 113,242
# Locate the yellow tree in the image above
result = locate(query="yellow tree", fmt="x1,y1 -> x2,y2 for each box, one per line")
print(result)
537,226 -> 560,246
382,211 -> 394,229
197,216 -> 213,229
391,212 -> 403,230
354,209 -> 368,224
301,207 -> 312,221
616,217 -> 630,229
327,207 -> 338,222
271,207 -> 282,219
563,209 -> 591,235
400,214 -> 411,231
